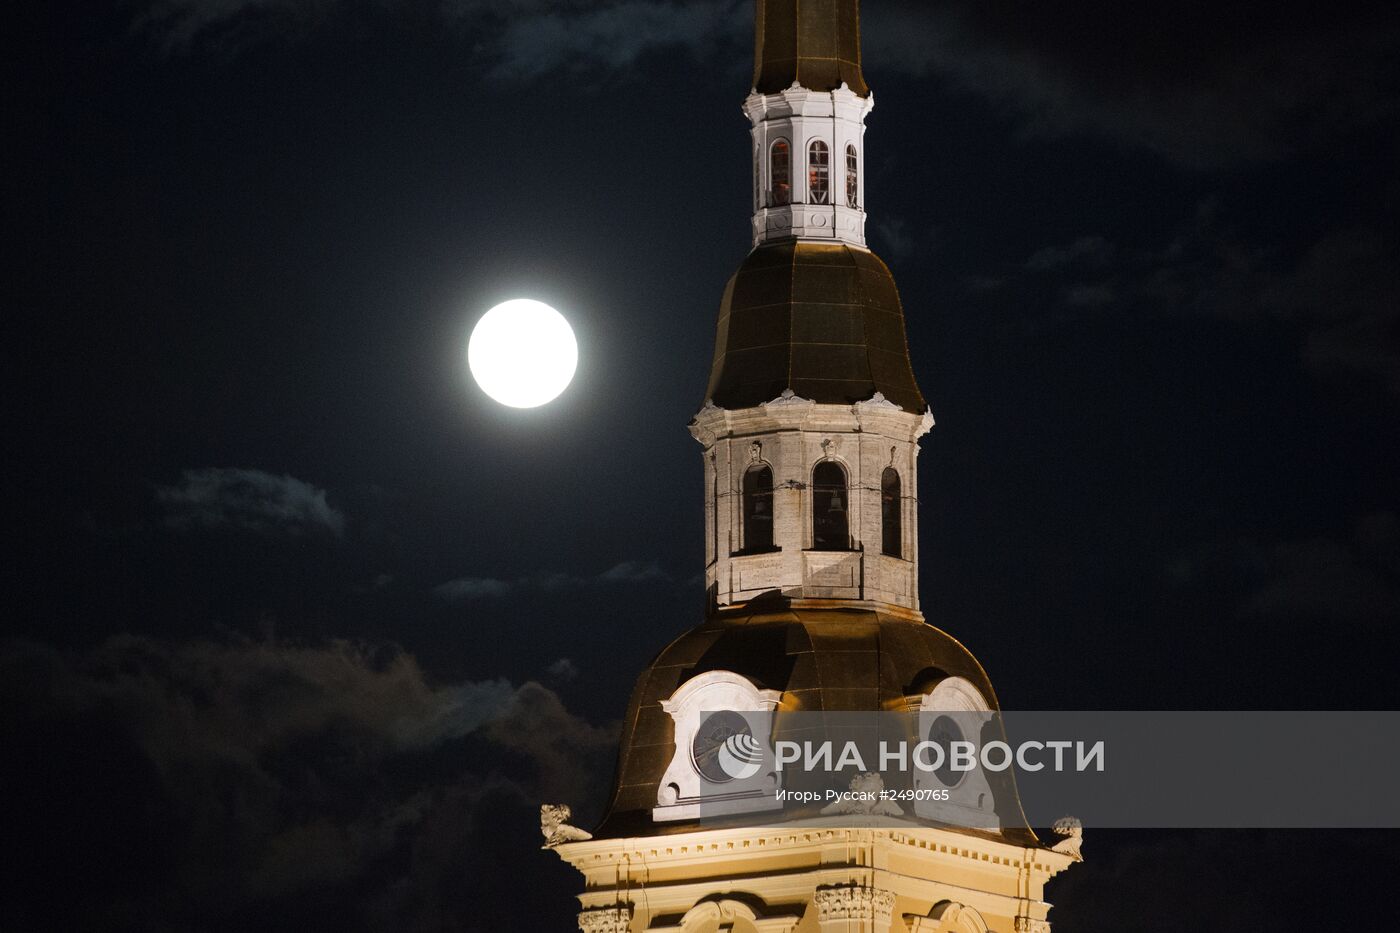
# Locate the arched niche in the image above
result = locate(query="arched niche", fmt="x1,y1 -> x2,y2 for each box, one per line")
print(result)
653,671 -> 782,822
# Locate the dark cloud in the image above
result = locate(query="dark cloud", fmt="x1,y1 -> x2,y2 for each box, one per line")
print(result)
1166,512 -> 1400,630
0,635 -> 615,930
134,0 -> 745,75
546,657 -> 578,681
1264,229 -> 1400,395
483,0 -> 741,80
595,559 -> 668,583
1026,236 -> 1115,272
866,0 -> 1400,167
433,560 -> 671,602
157,467 -> 346,536
127,0 -> 1399,166
432,576 -> 514,601
989,210 -> 1399,394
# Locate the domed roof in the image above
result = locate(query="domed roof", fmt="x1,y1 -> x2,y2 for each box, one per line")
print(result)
593,603 -> 1035,843
705,242 -> 926,413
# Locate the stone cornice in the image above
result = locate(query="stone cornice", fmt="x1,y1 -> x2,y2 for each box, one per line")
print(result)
553,824 -> 1060,875
689,394 -> 932,446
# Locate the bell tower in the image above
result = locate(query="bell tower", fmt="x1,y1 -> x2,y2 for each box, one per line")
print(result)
747,0 -> 872,247
699,0 -> 929,616
549,3 -> 1079,931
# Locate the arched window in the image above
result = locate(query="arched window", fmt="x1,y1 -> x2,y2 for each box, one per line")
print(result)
811,461 -> 848,550
881,467 -> 902,557
808,140 -> 830,205
742,464 -> 774,552
769,139 -> 790,206
845,143 -> 859,208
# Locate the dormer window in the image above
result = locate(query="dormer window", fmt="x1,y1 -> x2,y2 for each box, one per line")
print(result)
808,140 -> 830,205
770,139 -> 791,206
742,464 -> 775,552
812,460 -> 848,550
846,143 -> 859,208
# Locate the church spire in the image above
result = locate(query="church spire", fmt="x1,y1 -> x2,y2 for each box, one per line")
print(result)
754,0 -> 869,97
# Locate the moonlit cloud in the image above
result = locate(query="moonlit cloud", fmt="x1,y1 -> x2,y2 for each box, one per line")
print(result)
157,467 -> 346,536
433,560 -> 672,602
433,576 -> 513,601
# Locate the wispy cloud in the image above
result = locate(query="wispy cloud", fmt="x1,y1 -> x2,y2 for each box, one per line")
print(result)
864,0 -> 1399,168
432,576 -> 513,601
595,560 -> 668,583
156,467 -> 346,536
127,0 -> 1396,166
134,0 -> 745,76
433,560 -> 671,602
981,209 -> 1400,394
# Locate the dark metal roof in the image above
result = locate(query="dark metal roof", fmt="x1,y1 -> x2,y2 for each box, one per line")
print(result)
754,0 -> 869,97
705,242 -> 926,412
593,604 -> 1036,844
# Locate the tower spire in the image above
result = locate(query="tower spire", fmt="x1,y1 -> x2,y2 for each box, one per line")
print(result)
754,0 -> 869,97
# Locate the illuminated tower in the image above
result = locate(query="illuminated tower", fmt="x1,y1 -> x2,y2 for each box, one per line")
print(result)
550,3 -> 1078,931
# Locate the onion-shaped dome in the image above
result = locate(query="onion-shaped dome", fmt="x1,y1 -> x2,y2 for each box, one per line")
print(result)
705,242 -> 926,412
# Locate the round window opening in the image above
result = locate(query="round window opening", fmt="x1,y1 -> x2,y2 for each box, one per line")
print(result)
691,710 -> 763,783
927,714 -> 966,787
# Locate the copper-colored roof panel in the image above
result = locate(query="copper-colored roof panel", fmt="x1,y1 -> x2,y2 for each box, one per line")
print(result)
727,305 -> 794,350
789,305 -> 866,345
790,342 -> 871,379
791,267 -> 864,304
861,308 -> 907,352
706,242 -> 925,412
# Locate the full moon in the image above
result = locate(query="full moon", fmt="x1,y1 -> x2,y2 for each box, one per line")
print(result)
467,299 -> 578,408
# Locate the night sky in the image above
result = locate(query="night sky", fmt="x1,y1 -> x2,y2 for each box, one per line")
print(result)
8,0 -> 1400,930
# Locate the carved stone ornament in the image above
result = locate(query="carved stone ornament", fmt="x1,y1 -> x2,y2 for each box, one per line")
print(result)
814,884 -> 895,922
764,388 -> 811,407
1014,917 -> 1051,933
750,441 -> 762,462
1050,815 -> 1084,860
853,390 -> 901,412
541,803 -> 593,847
578,904 -> 633,933
819,771 -> 905,817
